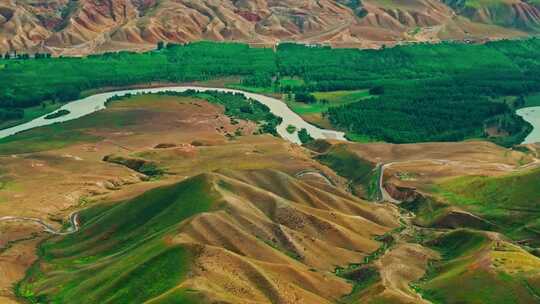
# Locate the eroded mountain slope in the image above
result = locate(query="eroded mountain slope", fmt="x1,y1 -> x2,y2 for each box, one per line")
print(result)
1,0 -> 537,55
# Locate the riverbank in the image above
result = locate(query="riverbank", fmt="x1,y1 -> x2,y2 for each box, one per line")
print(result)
0,86 -> 347,145
517,106 -> 540,144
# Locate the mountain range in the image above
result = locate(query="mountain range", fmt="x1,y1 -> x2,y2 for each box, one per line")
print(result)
1,0 -> 539,55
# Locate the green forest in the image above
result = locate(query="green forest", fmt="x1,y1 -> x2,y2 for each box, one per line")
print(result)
2,39 -> 540,146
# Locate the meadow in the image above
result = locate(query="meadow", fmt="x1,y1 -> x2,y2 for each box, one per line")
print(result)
433,167 -> 540,245
413,229 -> 540,304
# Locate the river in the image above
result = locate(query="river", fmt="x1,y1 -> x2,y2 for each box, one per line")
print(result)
517,106 -> 540,144
0,86 -> 347,145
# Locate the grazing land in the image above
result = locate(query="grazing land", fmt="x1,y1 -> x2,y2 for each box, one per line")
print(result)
433,167 -> 540,245
413,229 -> 540,304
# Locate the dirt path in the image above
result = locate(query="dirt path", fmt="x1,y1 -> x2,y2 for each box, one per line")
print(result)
299,16 -> 354,42
378,163 -> 401,204
0,212 -> 80,235
295,169 -> 335,186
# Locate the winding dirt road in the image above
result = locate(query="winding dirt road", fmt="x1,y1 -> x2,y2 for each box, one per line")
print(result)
0,212 -> 80,235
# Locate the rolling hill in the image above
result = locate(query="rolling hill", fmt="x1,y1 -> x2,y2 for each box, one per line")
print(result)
2,92 -> 540,303
433,166 -> 540,246
17,169 -> 400,303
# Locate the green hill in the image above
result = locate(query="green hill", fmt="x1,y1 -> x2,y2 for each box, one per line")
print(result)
17,174 -> 219,304
414,229 -> 540,304
434,167 -> 540,245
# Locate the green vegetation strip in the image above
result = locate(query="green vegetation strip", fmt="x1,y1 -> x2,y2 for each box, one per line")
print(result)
2,39 -> 540,145
44,109 -> 70,120
315,144 -> 377,199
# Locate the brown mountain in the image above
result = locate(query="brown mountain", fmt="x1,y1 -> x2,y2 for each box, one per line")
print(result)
0,0 -> 538,55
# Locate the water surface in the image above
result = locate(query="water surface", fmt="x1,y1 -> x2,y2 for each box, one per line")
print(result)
517,107 -> 540,144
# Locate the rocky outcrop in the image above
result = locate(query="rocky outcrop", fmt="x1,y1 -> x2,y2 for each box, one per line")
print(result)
383,183 -> 421,203
444,0 -> 540,31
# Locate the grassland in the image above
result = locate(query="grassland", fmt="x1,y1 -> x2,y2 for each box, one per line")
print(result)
0,91 -> 280,155
0,124 -> 101,155
432,167 -> 540,244
287,90 -> 371,115
414,229 -> 540,304
278,77 -> 305,89
109,90 -> 282,136
459,0 -> 509,9
284,90 -> 371,128
0,102 -> 145,155
312,90 -> 371,104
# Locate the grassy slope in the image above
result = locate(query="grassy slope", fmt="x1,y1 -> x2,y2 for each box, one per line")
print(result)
433,167 -> 540,244
462,0 -> 513,9
0,107 -> 135,155
18,174 -> 218,303
416,229 -> 540,304
315,144 -> 378,199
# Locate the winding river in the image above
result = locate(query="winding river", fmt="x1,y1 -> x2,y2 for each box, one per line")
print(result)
0,86 -> 346,145
517,107 -> 540,144
3,86 -> 538,145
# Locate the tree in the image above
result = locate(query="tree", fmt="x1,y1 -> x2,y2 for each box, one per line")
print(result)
295,92 -> 316,104
369,86 -> 384,95
515,95 -> 526,108
298,128 -> 314,144
157,41 -> 165,50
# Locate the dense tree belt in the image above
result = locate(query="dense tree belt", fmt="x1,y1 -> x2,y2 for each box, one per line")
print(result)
2,39 -> 540,146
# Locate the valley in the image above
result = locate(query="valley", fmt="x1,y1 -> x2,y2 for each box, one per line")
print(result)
1,82 -> 540,303
1,32 -> 540,303
2,39 -> 540,147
